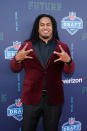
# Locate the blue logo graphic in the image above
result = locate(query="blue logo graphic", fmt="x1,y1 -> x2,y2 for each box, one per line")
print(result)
62,117 -> 81,131
5,41 -> 21,60
61,12 -> 83,35
7,98 -> 23,121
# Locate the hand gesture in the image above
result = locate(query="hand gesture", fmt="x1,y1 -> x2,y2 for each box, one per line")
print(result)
53,45 -> 71,63
15,44 -> 33,61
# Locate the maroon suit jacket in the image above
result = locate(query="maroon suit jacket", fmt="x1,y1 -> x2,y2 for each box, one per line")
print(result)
10,40 -> 75,105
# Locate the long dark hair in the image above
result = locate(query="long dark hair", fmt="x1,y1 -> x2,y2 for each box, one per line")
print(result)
26,14 -> 60,42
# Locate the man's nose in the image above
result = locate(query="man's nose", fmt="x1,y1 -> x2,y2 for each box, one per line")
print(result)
44,25 -> 48,29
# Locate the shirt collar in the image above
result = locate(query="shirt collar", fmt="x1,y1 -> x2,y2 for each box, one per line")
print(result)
38,37 -> 54,44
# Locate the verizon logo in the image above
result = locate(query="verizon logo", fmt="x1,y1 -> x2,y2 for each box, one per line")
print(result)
63,77 -> 85,84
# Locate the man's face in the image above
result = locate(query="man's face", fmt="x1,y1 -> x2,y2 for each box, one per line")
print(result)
38,17 -> 53,40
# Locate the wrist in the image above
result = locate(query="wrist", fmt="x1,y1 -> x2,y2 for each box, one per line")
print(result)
14,55 -> 21,63
65,58 -> 72,64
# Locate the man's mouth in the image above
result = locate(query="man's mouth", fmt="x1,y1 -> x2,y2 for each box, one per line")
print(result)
43,30 -> 49,33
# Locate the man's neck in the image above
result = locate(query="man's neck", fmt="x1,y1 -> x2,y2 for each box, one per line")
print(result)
39,37 -> 52,44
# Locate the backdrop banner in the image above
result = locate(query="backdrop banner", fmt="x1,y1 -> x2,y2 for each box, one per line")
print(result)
0,0 -> 87,131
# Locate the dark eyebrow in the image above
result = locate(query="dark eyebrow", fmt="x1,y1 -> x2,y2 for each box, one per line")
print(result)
40,22 -> 52,25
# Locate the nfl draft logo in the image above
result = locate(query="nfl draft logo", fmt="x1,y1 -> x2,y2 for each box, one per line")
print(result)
7,98 -> 23,121
62,117 -> 81,131
61,12 -> 83,35
5,41 -> 21,60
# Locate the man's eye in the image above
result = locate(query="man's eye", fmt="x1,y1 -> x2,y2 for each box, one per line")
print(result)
40,24 -> 44,26
47,24 -> 50,26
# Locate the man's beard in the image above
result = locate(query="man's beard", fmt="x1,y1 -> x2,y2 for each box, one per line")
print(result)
42,35 -> 49,39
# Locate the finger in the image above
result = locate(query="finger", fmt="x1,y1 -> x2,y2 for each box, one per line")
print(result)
25,56 -> 33,59
59,45 -> 64,52
25,49 -> 33,55
22,44 -> 28,51
54,58 -> 62,62
53,51 -> 61,56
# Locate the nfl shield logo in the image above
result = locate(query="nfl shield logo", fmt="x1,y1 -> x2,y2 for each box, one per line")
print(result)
5,41 -> 21,60
69,118 -> 75,124
13,41 -> 21,50
7,98 -> 23,121
62,117 -> 81,131
61,12 -> 83,35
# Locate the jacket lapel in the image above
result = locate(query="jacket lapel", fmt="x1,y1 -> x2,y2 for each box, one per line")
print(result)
32,43 -> 45,68
46,43 -> 59,68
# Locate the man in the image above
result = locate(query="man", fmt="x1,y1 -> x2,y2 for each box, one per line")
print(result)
10,14 -> 75,131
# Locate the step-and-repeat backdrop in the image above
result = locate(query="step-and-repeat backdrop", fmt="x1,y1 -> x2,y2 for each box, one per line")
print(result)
0,0 -> 87,131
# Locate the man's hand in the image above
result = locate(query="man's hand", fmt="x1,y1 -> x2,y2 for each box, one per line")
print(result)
53,45 -> 71,63
15,44 -> 33,61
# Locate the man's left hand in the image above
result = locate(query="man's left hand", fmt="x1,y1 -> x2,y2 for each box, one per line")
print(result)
53,45 -> 71,63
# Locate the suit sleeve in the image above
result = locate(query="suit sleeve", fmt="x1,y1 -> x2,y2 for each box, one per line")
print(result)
10,58 -> 24,72
63,45 -> 75,74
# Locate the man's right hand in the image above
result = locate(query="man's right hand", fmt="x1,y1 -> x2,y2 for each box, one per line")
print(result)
15,44 -> 33,61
